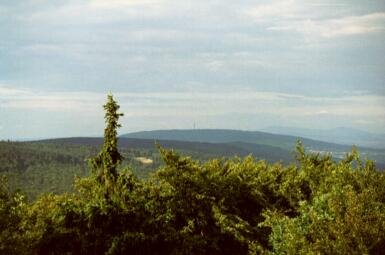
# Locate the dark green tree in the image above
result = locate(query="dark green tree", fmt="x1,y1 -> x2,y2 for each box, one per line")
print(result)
91,94 -> 124,189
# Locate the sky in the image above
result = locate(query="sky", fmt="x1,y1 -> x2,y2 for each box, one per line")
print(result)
0,0 -> 385,139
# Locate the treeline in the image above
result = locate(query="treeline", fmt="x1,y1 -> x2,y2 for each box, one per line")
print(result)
1,95 -> 384,254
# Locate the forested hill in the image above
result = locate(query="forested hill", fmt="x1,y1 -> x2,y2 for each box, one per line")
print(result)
122,129 -> 362,151
122,129 -> 385,164
1,135 -> 384,201
263,126 -> 385,149
0,138 -> 292,200
0,141 -> 94,200
42,137 -> 293,163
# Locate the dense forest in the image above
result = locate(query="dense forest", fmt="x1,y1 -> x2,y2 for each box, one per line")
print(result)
0,140 -> 164,200
1,95 -> 385,254
0,135 -> 298,200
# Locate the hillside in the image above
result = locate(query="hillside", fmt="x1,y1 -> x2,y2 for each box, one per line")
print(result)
0,137 -> 292,200
2,133 -> 385,201
122,129 -> 385,167
263,126 -> 385,149
0,140 -> 160,199
122,129 -> 356,150
44,137 -> 293,163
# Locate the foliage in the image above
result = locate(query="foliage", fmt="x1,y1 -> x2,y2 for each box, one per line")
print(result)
0,175 -> 28,254
1,95 -> 384,254
261,147 -> 385,254
91,94 -> 124,187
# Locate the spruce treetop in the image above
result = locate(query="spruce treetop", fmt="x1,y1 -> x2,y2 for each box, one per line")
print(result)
91,94 -> 124,185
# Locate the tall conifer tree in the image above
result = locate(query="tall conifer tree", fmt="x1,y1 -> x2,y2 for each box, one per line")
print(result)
91,94 -> 124,188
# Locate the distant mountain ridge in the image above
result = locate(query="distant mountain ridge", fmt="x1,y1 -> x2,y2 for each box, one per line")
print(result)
122,129 -> 358,151
262,126 -> 385,149
121,129 -> 385,168
29,129 -> 385,168
2,131 -> 384,201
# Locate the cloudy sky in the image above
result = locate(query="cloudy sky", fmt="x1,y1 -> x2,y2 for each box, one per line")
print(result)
1,0 -> 385,139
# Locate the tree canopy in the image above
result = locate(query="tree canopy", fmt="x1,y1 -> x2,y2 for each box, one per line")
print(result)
1,94 -> 384,254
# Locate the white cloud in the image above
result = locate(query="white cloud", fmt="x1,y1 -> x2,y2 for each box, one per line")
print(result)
23,0 -> 172,25
1,85 -> 384,120
300,12 -> 385,38
354,119 -> 375,125
89,0 -> 163,9
246,0 -> 385,38
0,85 -> 104,112
246,0 -> 299,20
314,110 -> 329,115
267,12 -> 385,38
0,85 -> 32,97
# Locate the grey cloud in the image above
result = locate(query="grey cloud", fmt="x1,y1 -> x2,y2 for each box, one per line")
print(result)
1,0 -> 385,138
